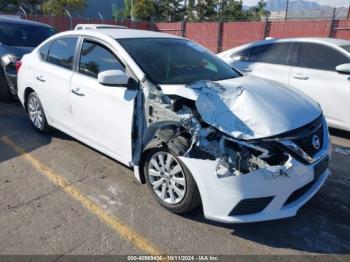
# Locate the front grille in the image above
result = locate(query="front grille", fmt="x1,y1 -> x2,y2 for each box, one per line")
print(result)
275,115 -> 324,162
292,124 -> 324,158
229,196 -> 274,216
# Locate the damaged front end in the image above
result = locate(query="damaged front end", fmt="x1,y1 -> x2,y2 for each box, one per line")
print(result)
133,76 -> 330,222
137,78 -> 324,176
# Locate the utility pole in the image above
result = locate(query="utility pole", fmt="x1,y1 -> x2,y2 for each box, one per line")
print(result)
131,0 -> 134,21
347,1 -> 350,19
19,6 -> 27,19
97,12 -> 103,23
285,0 -> 289,21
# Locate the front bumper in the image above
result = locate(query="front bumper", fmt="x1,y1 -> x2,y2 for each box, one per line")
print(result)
179,123 -> 331,224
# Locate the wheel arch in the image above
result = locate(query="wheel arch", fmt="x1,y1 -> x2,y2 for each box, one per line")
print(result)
23,87 -> 35,112
138,126 -> 192,184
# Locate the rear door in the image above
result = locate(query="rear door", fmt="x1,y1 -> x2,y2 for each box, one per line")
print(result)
289,42 -> 350,130
69,38 -> 138,164
34,37 -> 78,130
234,43 -> 292,84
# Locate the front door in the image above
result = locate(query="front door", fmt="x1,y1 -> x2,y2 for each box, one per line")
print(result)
70,39 -> 138,164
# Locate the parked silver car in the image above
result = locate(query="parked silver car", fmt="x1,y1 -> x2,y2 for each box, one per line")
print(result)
0,16 -> 56,101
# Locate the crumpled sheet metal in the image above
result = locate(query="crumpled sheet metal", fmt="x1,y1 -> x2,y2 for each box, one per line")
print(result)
187,77 -> 321,140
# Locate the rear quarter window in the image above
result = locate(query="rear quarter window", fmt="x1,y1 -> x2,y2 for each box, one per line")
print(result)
47,37 -> 78,70
38,41 -> 52,61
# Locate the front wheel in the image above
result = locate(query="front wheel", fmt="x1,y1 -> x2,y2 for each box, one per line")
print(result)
144,143 -> 201,214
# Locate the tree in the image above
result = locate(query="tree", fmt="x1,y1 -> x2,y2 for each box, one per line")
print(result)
195,0 -> 218,21
222,0 -> 246,21
0,0 -> 43,14
156,0 -> 184,22
42,0 -> 86,16
133,0 -> 156,20
249,0 -> 270,20
116,0 -> 131,18
185,0 -> 196,21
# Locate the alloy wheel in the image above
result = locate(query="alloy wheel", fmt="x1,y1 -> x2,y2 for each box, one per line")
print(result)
148,151 -> 186,205
28,95 -> 43,130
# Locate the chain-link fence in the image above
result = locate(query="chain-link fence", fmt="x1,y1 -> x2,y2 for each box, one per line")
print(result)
2,13 -> 350,53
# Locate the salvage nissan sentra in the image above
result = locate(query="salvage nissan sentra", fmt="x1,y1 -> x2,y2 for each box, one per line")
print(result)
17,29 -> 331,223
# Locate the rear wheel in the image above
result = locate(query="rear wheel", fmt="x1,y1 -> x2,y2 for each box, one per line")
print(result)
0,69 -> 14,102
27,92 -> 51,133
144,136 -> 201,214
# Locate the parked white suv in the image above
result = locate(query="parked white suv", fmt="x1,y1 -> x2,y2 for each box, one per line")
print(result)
17,29 -> 331,223
75,24 -> 128,30
218,38 -> 350,132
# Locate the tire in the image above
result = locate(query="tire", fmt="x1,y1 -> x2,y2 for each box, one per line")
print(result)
144,136 -> 201,214
27,92 -> 51,133
0,69 -> 14,102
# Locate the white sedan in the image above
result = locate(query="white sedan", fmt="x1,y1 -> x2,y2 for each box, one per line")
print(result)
17,29 -> 331,223
218,37 -> 350,132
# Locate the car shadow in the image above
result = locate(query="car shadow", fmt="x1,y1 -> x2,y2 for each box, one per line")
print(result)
183,199 -> 350,254
0,102 -> 73,164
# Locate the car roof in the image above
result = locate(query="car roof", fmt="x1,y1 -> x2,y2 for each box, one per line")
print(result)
62,28 -> 182,40
0,16 -> 54,28
260,37 -> 350,47
75,24 -> 128,29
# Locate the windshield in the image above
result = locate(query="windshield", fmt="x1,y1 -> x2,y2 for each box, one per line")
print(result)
117,38 -> 241,85
341,45 -> 350,53
0,22 -> 56,47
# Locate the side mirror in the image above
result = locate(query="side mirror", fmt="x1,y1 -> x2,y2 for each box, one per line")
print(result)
98,70 -> 129,86
231,55 -> 248,62
336,63 -> 350,74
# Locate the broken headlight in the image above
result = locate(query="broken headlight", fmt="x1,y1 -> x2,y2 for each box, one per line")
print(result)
216,137 -> 290,178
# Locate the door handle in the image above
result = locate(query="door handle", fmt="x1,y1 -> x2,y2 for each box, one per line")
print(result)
36,75 -> 46,82
71,88 -> 85,97
292,74 -> 309,80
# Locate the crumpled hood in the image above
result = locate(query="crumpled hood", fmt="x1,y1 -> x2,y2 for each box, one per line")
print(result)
160,75 -> 321,139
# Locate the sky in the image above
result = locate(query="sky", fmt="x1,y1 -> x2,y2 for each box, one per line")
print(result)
243,0 -> 349,7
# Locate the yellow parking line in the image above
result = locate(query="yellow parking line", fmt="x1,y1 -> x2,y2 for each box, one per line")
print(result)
0,135 -> 164,256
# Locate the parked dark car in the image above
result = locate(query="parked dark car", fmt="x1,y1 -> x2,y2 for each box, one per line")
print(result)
0,16 -> 56,101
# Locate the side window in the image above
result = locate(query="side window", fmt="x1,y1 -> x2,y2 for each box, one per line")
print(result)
47,37 -> 78,70
298,43 -> 350,71
250,43 -> 290,65
39,41 -> 51,61
79,40 -> 125,78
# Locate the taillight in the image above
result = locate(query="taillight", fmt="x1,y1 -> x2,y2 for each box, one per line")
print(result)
16,60 -> 22,73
